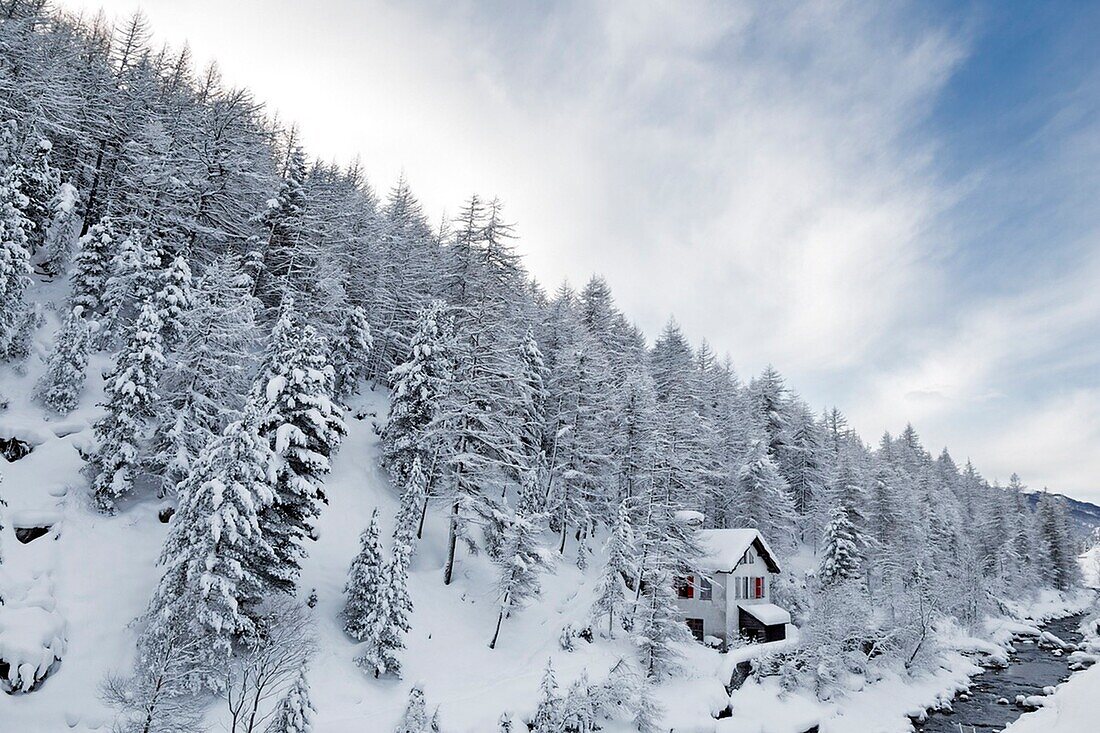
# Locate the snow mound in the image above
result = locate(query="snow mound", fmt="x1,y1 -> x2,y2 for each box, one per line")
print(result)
0,574 -> 68,695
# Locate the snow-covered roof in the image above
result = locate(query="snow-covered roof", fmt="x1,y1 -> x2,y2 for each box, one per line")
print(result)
674,510 -> 706,526
697,528 -> 781,573
738,603 -> 791,627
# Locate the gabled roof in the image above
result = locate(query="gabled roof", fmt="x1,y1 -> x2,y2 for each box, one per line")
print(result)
697,528 -> 782,574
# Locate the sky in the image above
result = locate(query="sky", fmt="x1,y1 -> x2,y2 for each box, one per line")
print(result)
56,0 -> 1100,503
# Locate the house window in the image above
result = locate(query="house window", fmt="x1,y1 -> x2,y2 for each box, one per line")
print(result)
700,576 -> 712,601
685,618 -> 704,642
676,575 -> 694,599
754,577 -> 765,599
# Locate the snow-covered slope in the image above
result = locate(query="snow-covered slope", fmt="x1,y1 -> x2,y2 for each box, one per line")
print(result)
0,339 -> 728,731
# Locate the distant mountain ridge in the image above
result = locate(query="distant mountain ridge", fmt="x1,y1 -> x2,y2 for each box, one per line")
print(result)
1026,491 -> 1100,546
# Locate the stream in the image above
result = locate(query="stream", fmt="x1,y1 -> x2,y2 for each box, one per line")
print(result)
914,613 -> 1088,733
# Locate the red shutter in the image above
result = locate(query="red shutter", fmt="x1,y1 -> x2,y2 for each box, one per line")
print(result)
755,577 -> 764,599
676,575 -> 694,599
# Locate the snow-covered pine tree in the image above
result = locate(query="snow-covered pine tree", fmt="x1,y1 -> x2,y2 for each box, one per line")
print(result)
375,521 -> 413,677
141,408 -> 278,676
254,136 -> 309,308
591,499 -> 634,637
20,138 -> 60,253
0,129 -> 33,360
102,228 -> 160,343
265,664 -> 315,733
489,481 -> 551,649
149,256 -> 258,495
530,659 -> 564,733
331,305 -> 372,400
253,310 -> 346,590
394,455 -> 427,544
394,684 -> 432,733
497,711 -> 514,733
70,216 -> 117,316
344,509 -> 385,644
34,305 -> 92,414
39,182 -> 80,277
819,503 -> 865,586
84,299 -> 165,512
381,299 -> 453,490
731,439 -> 797,552
153,253 -> 193,348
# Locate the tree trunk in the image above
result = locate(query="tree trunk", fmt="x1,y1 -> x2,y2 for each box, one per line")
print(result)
489,607 -> 505,649
80,140 -> 106,236
417,493 -> 429,540
443,500 -> 459,585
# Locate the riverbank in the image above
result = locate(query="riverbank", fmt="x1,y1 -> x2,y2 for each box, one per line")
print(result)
715,589 -> 1096,733
1003,609 -> 1100,733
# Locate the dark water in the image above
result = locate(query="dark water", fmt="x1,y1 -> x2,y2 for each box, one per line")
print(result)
914,614 -> 1088,732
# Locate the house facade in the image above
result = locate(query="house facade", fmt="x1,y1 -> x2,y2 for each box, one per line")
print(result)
674,528 -> 790,645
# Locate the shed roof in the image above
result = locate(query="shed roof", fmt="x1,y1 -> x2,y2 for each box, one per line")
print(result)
698,528 -> 781,573
738,602 -> 791,626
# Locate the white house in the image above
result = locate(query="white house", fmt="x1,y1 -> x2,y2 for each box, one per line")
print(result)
673,527 -> 790,645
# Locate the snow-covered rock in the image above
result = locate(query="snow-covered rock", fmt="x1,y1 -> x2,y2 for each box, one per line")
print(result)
0,604 -> 67,693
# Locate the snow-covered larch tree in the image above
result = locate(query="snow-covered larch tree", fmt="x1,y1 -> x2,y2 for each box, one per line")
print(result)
530,659 -> 564,733
591,499 -> 634,637
731,439 -> 797,552
634,564 -> 689,680
489,477 -> 552,649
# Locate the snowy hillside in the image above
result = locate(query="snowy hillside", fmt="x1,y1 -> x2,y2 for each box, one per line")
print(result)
1,334 -> 736,731
0,6 -> 1096,733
